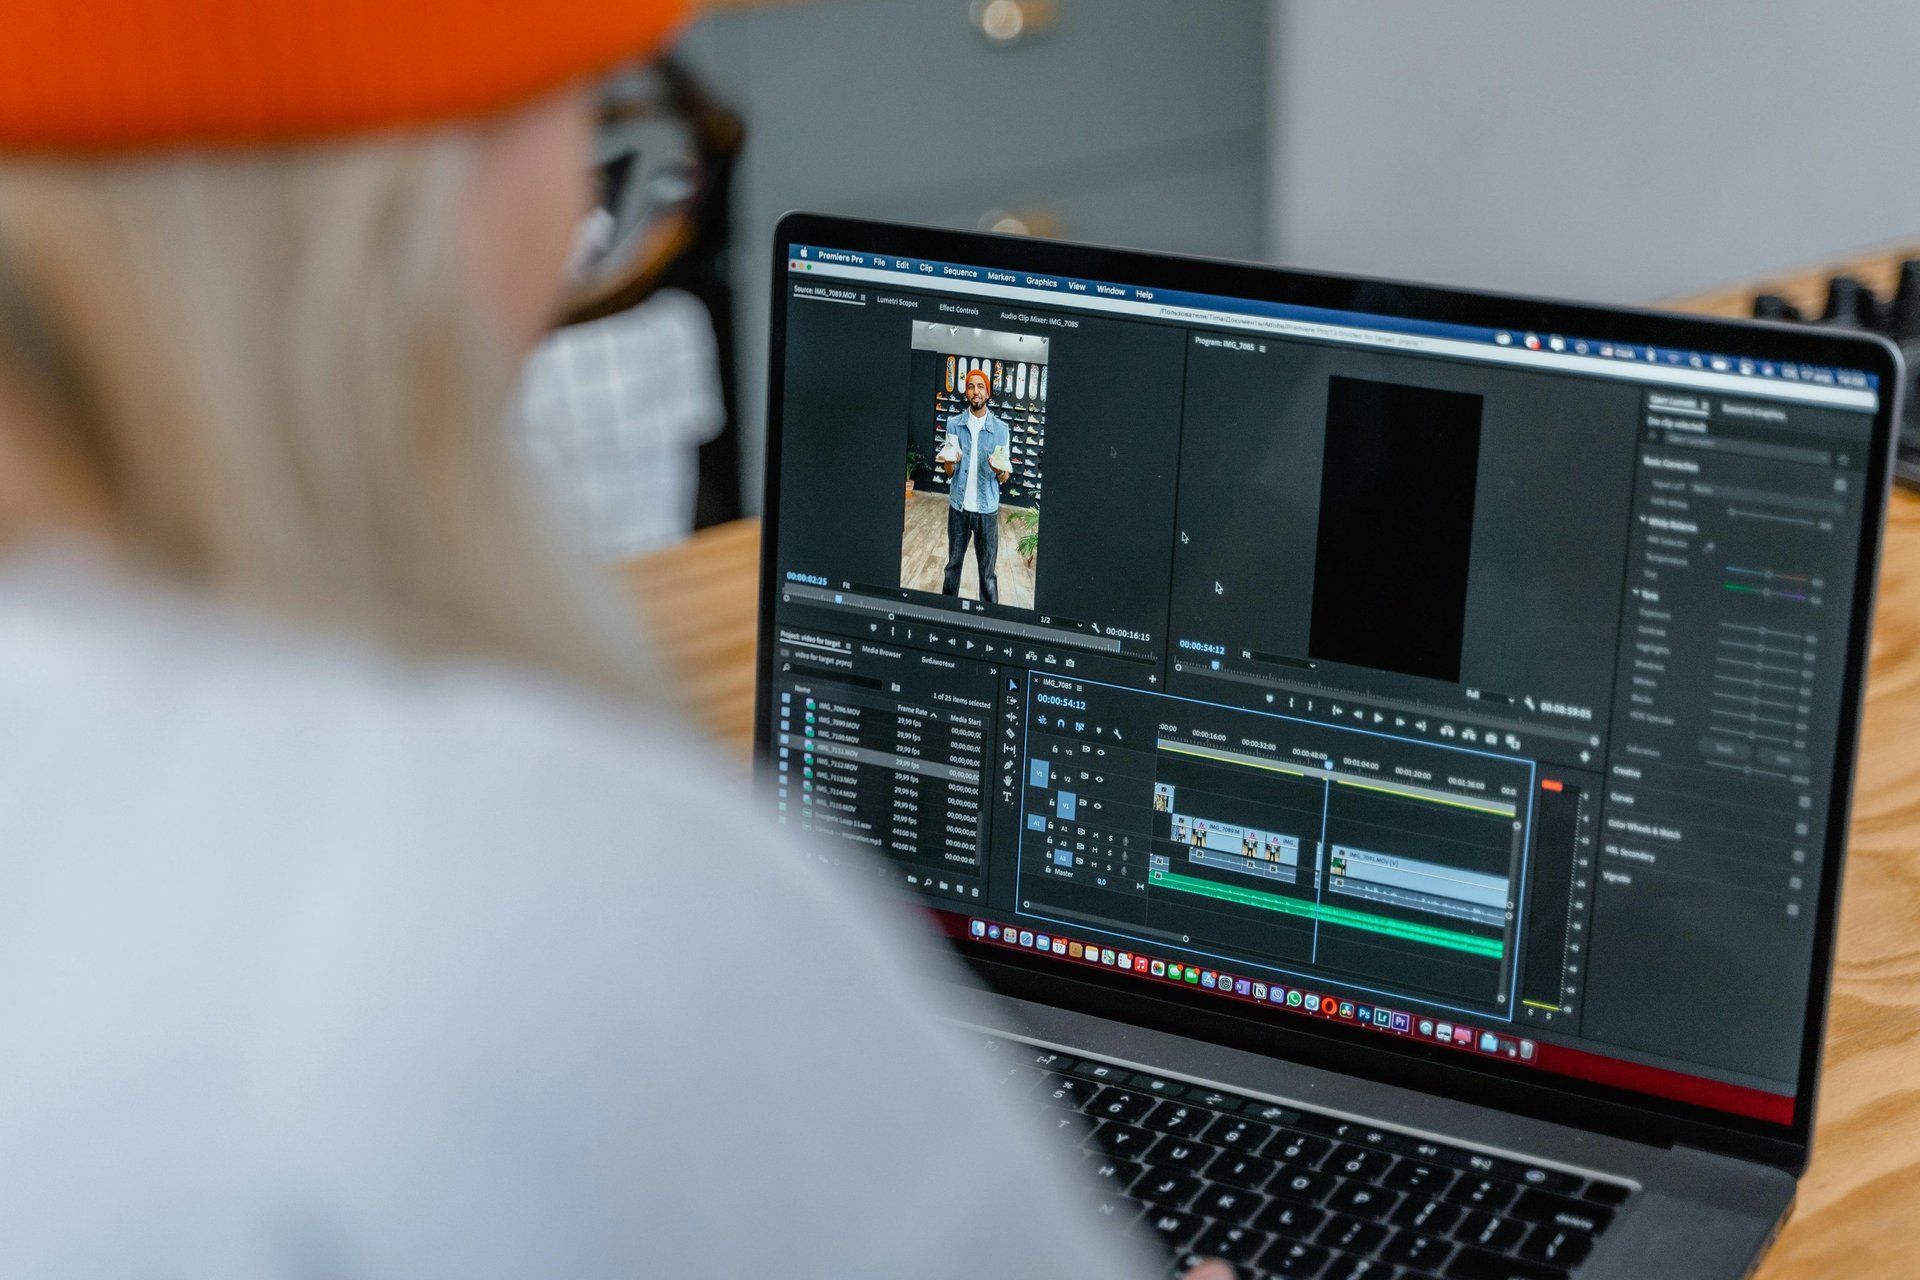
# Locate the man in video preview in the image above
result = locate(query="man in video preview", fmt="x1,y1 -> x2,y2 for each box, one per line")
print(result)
940,367 -> 1013,602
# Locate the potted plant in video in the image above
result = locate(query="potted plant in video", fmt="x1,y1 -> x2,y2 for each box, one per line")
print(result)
1016,503 -> 1039,566
905,446 -> 922,497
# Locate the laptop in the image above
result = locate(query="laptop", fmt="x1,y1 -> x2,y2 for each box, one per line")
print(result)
753,212 -> 1901,1279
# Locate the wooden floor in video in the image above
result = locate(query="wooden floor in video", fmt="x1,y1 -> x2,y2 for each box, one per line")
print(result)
899,491 -> 1036,608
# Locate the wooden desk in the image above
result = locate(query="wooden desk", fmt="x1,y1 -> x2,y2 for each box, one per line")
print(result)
621,261 -> 1920,1279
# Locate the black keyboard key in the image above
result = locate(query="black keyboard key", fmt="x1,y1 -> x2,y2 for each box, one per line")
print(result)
1453,1210 -> 1526,1253
1269,1166 -> 1339,1204
1452,1151 -> 1527,1182
1146,1103 -> 1213,1137
1318,1212 -> 1389,1254
1036,1072 -> 1098,1109
1382,1229 -> 1455,1270
1296,1116 -> 1414,1151
1081,1152 -> 1145,1192
1444,1177 -> 1519,1213
1389,1197 -> 1462,1235
1195,1183 -> 1267,1223
1086,1190 -> 1143,1230
988,1061 -> 1039,1093
1092,1121 -> 1156,1160
1245,1100 -> 1303,1126
1192,1223 -> 1277,1264
1512,1166 -> 1584,1196
1148,1137 -> 1221,1174
1444,1244 -> 1567,1279
1041,1112 -> 1087,1145
1328,1145 -> 1396,1180
1348,1126 -> 1419,1157
1509,1190 -> 1614,1235
1384,1161 -> 1456,1197
1206,1113 -> 1277,1152
1208,1150 -> 1278,1191
1255,1200 -> 1328,1240
1133,1208 -> 1203,1251
1327,1182 -> 1400,1220
1323,1253 -> 1399,1280
1188,1087 -> 1247,1111
1087,1087 -> 1160,1125
1070,1059 -> 1133,1086
1270,1132 -> 1333,1167
1262,1238 -> 1332,1276
1024,1048 -> 1077,1072
1520,1224 -> 1594,1270
1582,1181 -> 1632,1207
1291,1112 -> 1347,1136
1136,1170 -> 1205,1208
1129,1072 -> 1188,1101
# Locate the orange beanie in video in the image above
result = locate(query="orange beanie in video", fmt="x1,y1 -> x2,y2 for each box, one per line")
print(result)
0,0 -> 688,151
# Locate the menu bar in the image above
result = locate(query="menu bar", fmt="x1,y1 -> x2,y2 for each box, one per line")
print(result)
788,244 -> 1880,410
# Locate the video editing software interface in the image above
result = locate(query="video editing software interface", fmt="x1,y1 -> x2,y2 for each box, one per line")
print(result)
765,238 -> 1883,1124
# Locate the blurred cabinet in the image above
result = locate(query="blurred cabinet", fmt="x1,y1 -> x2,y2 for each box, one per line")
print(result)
677,0 -> 1272,508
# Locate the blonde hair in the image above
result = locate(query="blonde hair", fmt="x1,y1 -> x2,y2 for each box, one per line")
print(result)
0,129 -> 663,703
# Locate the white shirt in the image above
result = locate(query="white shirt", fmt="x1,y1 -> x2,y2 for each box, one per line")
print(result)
517,289 -> 725,560
962,409 -> 988,514
0,551 -> 1152,1279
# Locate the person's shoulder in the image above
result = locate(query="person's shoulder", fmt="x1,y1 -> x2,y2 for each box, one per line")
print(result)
0,549 -> 721,836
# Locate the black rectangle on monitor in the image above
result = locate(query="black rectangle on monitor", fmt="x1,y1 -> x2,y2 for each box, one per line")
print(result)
1309,376 -> 1483,683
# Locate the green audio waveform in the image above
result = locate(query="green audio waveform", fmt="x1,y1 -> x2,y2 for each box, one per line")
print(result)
1148,868 -> 1504,959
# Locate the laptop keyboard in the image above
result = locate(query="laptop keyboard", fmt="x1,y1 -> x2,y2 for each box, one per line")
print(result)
982,1037 -> 1633,1280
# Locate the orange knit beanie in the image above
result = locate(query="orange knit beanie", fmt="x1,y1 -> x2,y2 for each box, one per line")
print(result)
0,0 -> 689,152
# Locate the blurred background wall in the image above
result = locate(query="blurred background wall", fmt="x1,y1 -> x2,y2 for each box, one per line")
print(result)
534,0 -> 1920,540
1269,0 -> 1920,303
677,0 -> 1273,513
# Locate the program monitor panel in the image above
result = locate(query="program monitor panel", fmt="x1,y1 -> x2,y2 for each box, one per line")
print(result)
763,235 -> 1884,1126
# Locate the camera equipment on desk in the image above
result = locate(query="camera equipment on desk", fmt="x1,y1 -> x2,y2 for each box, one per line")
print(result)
1753,260 -> 1920,491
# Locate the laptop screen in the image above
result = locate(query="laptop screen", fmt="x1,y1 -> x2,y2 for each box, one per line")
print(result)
759,221 -> 1889,1131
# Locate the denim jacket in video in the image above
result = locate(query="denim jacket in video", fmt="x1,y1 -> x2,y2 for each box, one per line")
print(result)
943,410 -> 1011,514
